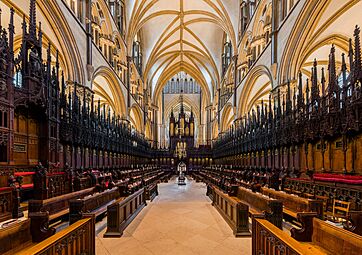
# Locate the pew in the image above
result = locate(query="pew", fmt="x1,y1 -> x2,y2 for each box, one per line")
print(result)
29,187 -> 95,222
69,187 -> 120,224
252,216 -> 327,255
0,219 -> 32,255
28,187 -> 95,242
211,185 -> 251,237
15,214 -> 95,255
104,188 -> 146,237
260,187 -> 324,220
289,214 -> 362,254
284,178 -> 362,212
236,186 -> 283,228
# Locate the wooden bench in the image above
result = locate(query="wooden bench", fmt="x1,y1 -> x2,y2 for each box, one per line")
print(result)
261,187 -> 324,220
29,187 -> 95,222
237,186 -> 283,228
69,187 -> 120,224
0,219 -> 32,255
289,213 -> 362,254
28,187 -> 95,242
104,188 -> 146,237
15,214 -> 95,255
211,186 -> 250,237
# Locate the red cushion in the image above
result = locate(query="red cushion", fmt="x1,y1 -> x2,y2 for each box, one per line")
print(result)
21,184 -> 34,189
0,187 -> 12,192
313,173 -> 362,184
15,172 -> 35,176
314,176 -> 362,185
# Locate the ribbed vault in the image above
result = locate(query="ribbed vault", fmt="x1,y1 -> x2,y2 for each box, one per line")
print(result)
126,0 -> 238,105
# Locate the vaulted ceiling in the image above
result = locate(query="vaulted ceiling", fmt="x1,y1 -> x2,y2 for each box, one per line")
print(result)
126,0 -> 239,104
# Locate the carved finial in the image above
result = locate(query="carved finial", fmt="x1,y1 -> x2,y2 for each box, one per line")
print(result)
293,86 -> 296,111
277,89 -> 281,117
305,78 -> 310,106
56,49 -> 59,70
91,94 -> 94,114
354,25 -> 361,77
321,67 -> 326,97
348,38 -> 355,84
311,59 -> 319,105
38,22 -> 42,45
29,0 -> 37,38
297,71 -> 304,109
61,71 -> 66,95
341,53 -> 347,88
328,45 -> 337,97
286,80 -> 292,114
47,42 -> 51,64
97,99 -> 101,117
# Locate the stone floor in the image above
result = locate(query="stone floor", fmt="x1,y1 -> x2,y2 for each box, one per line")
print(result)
96,177 -> 252,255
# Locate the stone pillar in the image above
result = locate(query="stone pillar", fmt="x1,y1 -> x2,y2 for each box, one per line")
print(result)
126,56 -> 132,112
85,0 -> 93,81
271,0 -> 279,65
233,55 -> 238,108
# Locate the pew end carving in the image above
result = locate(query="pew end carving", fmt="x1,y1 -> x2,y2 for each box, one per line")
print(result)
29,211 -> 56,242
290,212 -> 318,242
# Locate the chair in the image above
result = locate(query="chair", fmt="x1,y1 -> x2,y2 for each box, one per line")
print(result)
329,199 -> 351,222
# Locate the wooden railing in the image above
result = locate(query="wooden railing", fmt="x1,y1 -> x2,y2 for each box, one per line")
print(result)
16,215 -> 95,255
212,186 -> 250,237
104,188 -> 146,237
253,214 -> 362,255
252,217 -> 315,255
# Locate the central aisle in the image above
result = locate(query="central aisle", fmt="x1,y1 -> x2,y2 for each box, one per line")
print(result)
96,177 -> 251,255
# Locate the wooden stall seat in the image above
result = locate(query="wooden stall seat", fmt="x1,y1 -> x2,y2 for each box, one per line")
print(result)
28,187 -> 96,242
236,186 -> 283,228
254,213 -> 362,255
0,219 -> 32,255
261,187 -> 324,220
14,172 -> 35,190
69,187 -> 120,224
104,188 -> 146,237
15,215 -> 95,255
29,187 -> 95,222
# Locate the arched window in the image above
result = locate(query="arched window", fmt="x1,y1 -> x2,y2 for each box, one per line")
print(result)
14,71 -> 22,88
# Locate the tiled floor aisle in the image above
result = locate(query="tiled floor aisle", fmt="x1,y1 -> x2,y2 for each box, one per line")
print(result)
96,177 -> 252,255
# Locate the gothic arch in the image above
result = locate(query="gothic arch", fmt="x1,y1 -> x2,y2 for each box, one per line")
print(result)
238,65 -> 273,117
220,103 -> 234,132
129,104 -> 144,133
279,0 -> 361,83
92,66 -> 127,116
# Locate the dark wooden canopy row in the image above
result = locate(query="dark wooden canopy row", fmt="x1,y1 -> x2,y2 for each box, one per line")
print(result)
214,25 -> 362,176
